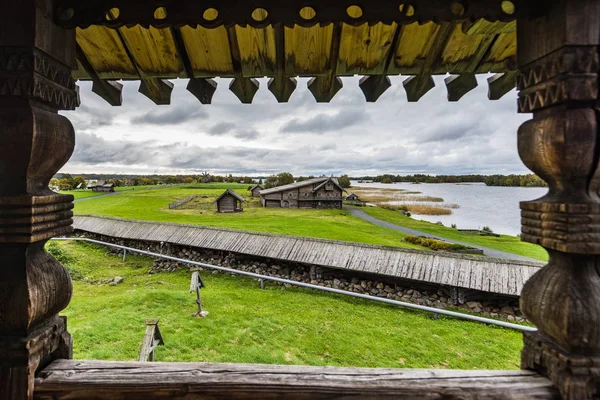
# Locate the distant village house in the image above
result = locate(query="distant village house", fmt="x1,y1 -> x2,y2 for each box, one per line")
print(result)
215,189 -> 245,213
259,177 -> 346,209
346,193 -> 360,202
248,184 -> 263,198
91,180 -> 115,193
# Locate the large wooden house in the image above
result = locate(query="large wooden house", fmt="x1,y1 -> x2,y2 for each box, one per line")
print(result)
215,189 -> 245,213
260,177 -> 345,209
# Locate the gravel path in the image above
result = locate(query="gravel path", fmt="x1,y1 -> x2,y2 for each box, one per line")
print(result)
345,206 -> 541,263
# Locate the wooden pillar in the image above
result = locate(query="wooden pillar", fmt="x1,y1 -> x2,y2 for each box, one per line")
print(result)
0,1 -> 78,399
517,1 -> 600,398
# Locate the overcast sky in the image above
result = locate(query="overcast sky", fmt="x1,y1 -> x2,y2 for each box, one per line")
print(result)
61,75 -> 530,177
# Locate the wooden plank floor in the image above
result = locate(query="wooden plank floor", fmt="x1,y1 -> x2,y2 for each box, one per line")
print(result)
35,360 -> 559,399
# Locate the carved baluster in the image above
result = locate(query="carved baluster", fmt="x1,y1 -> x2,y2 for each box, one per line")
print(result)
517,1 -> 600,398
0,1 -> 78,399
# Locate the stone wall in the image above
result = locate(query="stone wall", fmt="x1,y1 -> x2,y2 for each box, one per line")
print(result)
77,232 -> 525,322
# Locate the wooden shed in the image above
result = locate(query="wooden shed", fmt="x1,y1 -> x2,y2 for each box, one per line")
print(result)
248,184 -> 263,198
215,189 -> 245,213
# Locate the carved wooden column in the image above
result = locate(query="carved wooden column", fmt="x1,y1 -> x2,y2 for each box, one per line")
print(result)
0,1 -> 78,399
517,1 -> 600,398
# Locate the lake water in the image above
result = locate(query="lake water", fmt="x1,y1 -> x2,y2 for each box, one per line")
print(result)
351,181 -> 548,236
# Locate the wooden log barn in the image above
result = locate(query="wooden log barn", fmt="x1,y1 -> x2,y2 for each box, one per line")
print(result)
248,184 -> 263,198
215,189 -> 245,213
260,176 -> 345,209
0,0 -> 598,398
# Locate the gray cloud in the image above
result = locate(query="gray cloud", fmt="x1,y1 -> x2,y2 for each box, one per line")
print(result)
62,76 -> 531,176
279,108 -> 369,134
208,122 -> 236,135
131,106 -> 208,125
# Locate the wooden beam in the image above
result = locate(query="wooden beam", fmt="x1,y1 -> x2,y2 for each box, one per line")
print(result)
106,10 -> 173,105
35,360 -> 559,399
403,22 -> 455,102
359,24 -> 401,102
171,27 -> 217,105
268,24 -> 296,103
76,45 -> 123,106
444,74 -> 478,102
487,72 -> 517,100
227,26 -> 259,104
308,23 -> 343,103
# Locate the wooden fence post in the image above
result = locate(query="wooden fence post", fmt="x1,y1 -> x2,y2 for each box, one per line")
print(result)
138,319 -> 164,362
190,271 -> 207,317
0,1 -> 78,398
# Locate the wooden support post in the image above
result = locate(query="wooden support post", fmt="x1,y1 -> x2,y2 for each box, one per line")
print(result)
517,1 -> 600,398
227,27 -> 259,104
0,1 -> 78,398
308,23 -> 343,103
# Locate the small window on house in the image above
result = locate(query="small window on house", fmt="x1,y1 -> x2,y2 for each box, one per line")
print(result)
304,193 -> 309,197
289,193 -> 293,197
325,183 -> 333,190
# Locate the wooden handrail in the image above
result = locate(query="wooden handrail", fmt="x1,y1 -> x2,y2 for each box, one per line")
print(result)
138,319 -> 164,362
35,360 -> 559,399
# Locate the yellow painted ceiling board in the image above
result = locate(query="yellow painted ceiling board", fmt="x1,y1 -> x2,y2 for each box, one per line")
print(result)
391,22 -> 438,73
440,25 -> 486,71
285,24 -> 333,76
76,26 -> 137,79
180,26 -> 234,77
337,22 -> 396,75
477,32 -> 516,73
235,25 -> 277,77
118,25 -> 183,77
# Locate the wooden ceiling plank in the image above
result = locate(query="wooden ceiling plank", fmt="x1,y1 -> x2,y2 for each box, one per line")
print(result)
359,23 -> 401,102
308,23 -> 343,103
172,27 -> 218,105
403,22 -> 455,102
268,24 -> 297,103
76,44 -> 123,106
227,26 -> 259,103
487,72 -> 518,100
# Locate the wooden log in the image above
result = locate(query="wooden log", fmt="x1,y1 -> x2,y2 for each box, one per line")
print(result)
34,360 -> 559,399
268,24 -> 297,103
226,26 -> 260,104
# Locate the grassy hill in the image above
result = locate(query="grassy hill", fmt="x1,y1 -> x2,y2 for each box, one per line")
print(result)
49,240 -> 524,369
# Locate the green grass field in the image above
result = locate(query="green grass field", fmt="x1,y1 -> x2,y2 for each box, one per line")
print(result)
72,184 -> 424,249
70,183 -> 546,260
358,207 -> 548,261
49,240 -> 524,369
59,190 -> 106,200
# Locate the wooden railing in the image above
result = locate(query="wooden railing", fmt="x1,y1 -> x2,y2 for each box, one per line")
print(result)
34,360 -> 559,399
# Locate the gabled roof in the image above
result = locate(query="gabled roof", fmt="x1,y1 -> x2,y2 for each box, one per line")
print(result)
249,184 -> 263,191
313,178 -> 348,193
259,177 -> 329,195
215,189 -> 245,203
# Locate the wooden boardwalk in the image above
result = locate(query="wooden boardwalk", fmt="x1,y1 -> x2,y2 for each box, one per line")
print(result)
72,216 -> 544,297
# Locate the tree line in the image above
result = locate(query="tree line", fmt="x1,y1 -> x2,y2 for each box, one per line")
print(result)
51,172 -> 352,190
357,173 -> 547,187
